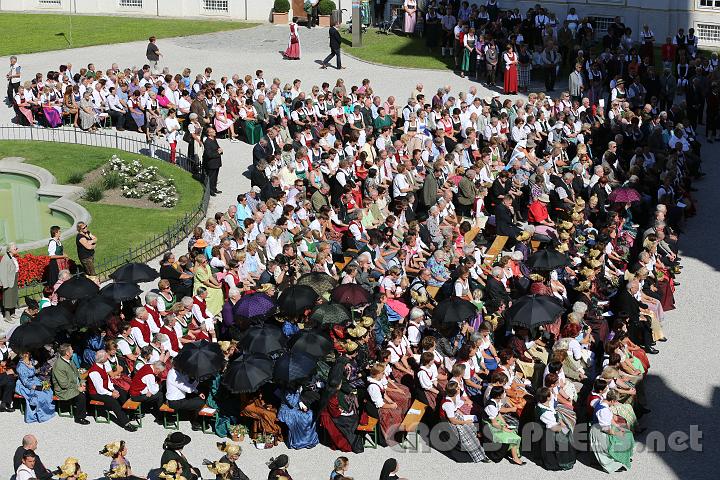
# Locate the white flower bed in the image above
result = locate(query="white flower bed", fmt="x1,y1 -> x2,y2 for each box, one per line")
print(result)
104,155 -> 178,208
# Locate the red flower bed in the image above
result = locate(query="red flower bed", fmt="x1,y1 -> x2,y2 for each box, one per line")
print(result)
17,253 -> 50,287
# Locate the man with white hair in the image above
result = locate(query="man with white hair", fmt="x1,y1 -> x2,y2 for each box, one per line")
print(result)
87,350 -> 137,431
221,287 -> 241,338
159,314 -> 182,357
130,307 -> 153,349
485,265 -> 511,312
192,287 -> 216,342
128,360 -> 165,413
144,292 -> 162,332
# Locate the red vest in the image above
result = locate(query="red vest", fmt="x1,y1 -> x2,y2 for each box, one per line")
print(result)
193,296 -> 209,319
128,364 -> 154,397
130,318 -> 151,344
145,305 -> 161,331
159,325 -> 179,353
88,363 -> 110,396
439,397 -> 454,419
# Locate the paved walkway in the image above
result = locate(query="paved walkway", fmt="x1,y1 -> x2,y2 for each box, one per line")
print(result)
0,25 -> 718,480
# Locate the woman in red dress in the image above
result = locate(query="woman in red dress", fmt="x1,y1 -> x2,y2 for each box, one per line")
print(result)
283,18 -> 301,60
503,44 -> 519,95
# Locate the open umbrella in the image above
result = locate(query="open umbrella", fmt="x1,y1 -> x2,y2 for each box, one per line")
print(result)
173,340 -> 225,380
273,351 -> 317,385
222,353 -> 274,394
310,303 -> 352,326
9,322 -> 55,351
75,296 -> 115,329
290,329 -> 333,358
527,249 -> 570,271
235,292 -> 276,322
110,262 -> 159,283
507,294 -> 565,329
297,272 -> 338,295
608,187 -> 641,204
55,275 -> 99,300
331,284 -> 371,307
238,324 -> 286,355
277,285 -> 318,316
99,282 -> 142,303
433,297 -> 478,324
35,305 -> 73,332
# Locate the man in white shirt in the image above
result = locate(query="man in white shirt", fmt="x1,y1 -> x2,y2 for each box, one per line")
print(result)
6,56 -> 21,103
128,360 -> 165,412
87,350 -> 136,431
165,366 -> 205,430
15,451 -> 36,480
130,308 -> 155,349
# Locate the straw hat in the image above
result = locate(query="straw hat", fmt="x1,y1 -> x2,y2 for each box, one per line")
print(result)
193,239 -> 208,249
516,230 -> 532,241
347,325 -> 368,339
99,442 -> 122,458
57,458 -> 86,480
343,340 -> 359,353
360,316 -> 375,328
217,441 -> 241,456
575,280 -> 591,292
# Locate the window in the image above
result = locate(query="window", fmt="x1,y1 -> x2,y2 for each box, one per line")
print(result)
203,0 -> 229,12
590,16 -> 616,35
698,23 -> 720,43
38,0 -> 61,5
119,0 -> 143,7
699,0 -> 720,8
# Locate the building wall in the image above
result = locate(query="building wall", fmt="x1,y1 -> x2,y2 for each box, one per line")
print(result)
1,0 -> 719,46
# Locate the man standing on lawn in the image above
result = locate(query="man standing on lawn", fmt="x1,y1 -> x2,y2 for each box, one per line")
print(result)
6,56 -> 21,106
146,36 -> 162,73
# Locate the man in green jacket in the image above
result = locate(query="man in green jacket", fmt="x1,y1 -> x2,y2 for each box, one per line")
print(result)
50,344 -> 90,425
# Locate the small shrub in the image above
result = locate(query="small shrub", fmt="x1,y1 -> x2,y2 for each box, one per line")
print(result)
67,171 -> 85,184
318,0 -> 336,15
83,183 -> 104,202
273,0 -> 290,14
102,171 -> 123,190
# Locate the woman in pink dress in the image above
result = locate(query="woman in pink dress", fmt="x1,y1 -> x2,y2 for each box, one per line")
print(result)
213,97 -> 239,142
503,44 -> 519,95
283,18 -> 301,60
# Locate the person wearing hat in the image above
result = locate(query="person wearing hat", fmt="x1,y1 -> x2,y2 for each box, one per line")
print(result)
267,454 -> 293,480
161,433 -> 200,480
56,458 -> 87,480
100,440 -> 143,480
528,193 -> 557,238
205,460 -> 232,480
215,442 -> 249,480
158,460 -> 186,480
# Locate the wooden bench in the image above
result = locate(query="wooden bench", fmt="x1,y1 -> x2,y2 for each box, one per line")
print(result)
399,399 -> 427,451
356,416 -> 379,449
122,399 -> 143,427
89,399 -> 111,424
483,235 -> 508,265
198,405 -> 217,434
334,255 -> 354,272
426,285 -> 440,299
159,403 -> 180,430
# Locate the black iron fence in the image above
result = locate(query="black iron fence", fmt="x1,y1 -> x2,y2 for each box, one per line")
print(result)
0,125 -> 210,298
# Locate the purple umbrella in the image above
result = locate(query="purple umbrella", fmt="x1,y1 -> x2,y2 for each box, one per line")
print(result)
608,187 -> 641,203
235,292 -> 276,321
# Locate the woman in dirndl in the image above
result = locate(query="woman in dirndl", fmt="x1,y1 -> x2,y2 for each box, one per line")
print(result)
403,0 -> 417,35
283,19 -> 301,60
535,387 -> 576,471
590,389 -> 635,473
461,28 -> 478,78
46,225 -> 69,286
366,363 -> 404,446
439,381 -> 489,463
503,45 -> 519,95
484,385 -> 524,465
517,44 -> 532,92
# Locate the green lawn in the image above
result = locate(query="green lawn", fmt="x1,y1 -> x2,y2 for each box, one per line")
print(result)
341,29 -> 454,70
0,13 -> 257,56
0,141 -> 204,266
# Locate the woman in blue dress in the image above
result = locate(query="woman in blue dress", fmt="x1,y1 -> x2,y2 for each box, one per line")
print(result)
277,387 -> 319,449
83,329 -> 105,367
15,351 -> 55,423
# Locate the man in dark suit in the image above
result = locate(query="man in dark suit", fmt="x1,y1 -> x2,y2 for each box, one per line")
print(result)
612,280 -> 657,354
485,266 -> 511,314
13,435 -> 52,480
495,195 -> 522,239
321,23 -> 344,70
252,137 -> 270,167
202,128 -> 223,196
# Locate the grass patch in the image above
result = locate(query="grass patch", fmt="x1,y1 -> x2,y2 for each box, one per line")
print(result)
341,29 -> 453,70
0,141 -> 204,265
83,183 -> 104,202
0,13 -> 257,56
67,171 -> 85,184
102,171 -> 123,190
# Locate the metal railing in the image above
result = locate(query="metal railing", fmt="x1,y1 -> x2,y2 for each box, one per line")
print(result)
0,124 -> 210,297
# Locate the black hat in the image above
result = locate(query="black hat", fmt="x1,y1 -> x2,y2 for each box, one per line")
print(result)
162,432 -> 191,450
267,454 -> 289,470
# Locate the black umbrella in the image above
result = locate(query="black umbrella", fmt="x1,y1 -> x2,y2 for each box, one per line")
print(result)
9,322 -> 55,351
310,303 -> 351,326
331,284 -> 371,307
110,262 -> 159,283
297,272 -> 338,295
507,294 -> 565,328
290,329 -> 333,358
99,282 -> 142,303
222,353 -> 274,394
433,297 -> 478,324
34,305 -> 73,332
527,249 -> 570,271
55,275 -> 99,300
238,324 -> 286,355
75,296 -> 115,329
277,285 -> 318,315
273,351 -> 317,385
173,340 -> 225,380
